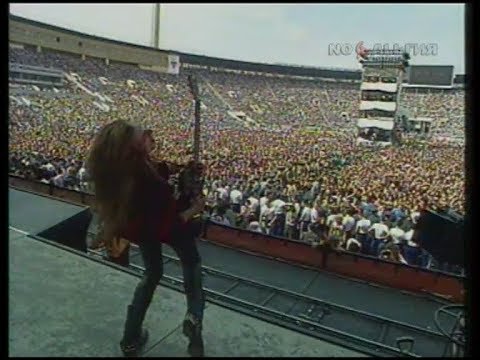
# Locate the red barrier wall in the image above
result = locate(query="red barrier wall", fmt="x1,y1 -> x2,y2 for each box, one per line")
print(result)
325,250 -> 463,300
205,223 -> 464,303
206,224 -> 325,268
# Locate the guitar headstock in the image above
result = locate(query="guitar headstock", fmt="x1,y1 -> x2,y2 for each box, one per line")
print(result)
187,75 -> 200,101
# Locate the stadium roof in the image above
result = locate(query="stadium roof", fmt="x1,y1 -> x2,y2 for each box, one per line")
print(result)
9,14 -> 362,80
9,14 -> 464,82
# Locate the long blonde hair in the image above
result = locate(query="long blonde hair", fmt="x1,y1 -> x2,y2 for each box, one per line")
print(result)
86,120 -> 144,245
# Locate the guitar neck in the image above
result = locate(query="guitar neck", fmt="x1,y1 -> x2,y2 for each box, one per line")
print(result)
188,75 -> 201,163
192,99 -> 201,163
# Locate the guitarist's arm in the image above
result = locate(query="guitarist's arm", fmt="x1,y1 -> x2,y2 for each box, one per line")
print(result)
147,158 -> 186,177
163,161 -> 185,175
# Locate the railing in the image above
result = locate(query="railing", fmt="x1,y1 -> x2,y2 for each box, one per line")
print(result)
9,175 -> 465,303
87,243 -> 454,357
204,222 -> 464,303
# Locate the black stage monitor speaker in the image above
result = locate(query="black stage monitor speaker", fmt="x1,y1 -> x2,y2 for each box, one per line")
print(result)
415,209 -> 464,267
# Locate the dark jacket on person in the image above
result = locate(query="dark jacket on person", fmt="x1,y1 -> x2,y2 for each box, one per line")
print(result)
121,161 -> 186,245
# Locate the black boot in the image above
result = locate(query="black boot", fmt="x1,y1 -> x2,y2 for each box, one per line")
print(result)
120,329 -> 149,357
120,305 -> 149,357
183,313 -> 204,357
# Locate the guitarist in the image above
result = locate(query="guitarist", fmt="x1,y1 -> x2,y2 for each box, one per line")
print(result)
88,129 -> 191,267
87,124 -> 206,355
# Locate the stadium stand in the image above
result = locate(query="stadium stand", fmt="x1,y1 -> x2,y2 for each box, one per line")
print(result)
9,40 -> 464,272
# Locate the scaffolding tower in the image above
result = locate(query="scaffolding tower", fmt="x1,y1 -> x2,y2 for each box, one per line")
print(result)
356,49 -> 409,146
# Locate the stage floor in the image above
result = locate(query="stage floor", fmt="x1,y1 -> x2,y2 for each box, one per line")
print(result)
9,188 -> 86,234
8,228 -> 363,357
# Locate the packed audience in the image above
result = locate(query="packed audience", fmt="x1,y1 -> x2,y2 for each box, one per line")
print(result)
9,46 -> 465,273
401,89 -> 464,140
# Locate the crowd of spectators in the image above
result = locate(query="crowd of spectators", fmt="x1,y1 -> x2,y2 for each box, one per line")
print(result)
9,46 -> 464,271
400,88 -> 464,140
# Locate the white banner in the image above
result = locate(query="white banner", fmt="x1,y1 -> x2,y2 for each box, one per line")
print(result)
357,118 -> 395,130
360,82 -> 398,93
360,100 -> 396,112
167,54 -> 180,75
356,137 -> 392,146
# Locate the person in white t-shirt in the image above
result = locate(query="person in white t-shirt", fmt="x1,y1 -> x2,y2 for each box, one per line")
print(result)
216,187 -> 228,203
310,205 -> 319,224
355,217 -> 371,235
389,224 -> 405,244
270,199 -> 286,214
260,194 -> 271,208
293,201 -> 301,217
342,209 -> 356,240
368,216 -> 391,256
259,202 -> 274,232
247,196 -> 259,211
369,220 -> 390,240
229,188 -> 243,213
78,166 -> 87,182
404,227 -> 415,242
326,207 -> 340,228
354,215 -> 372,255
260,201 -> 272,220
299,202 -> 312,238
269,204 -> 286,237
